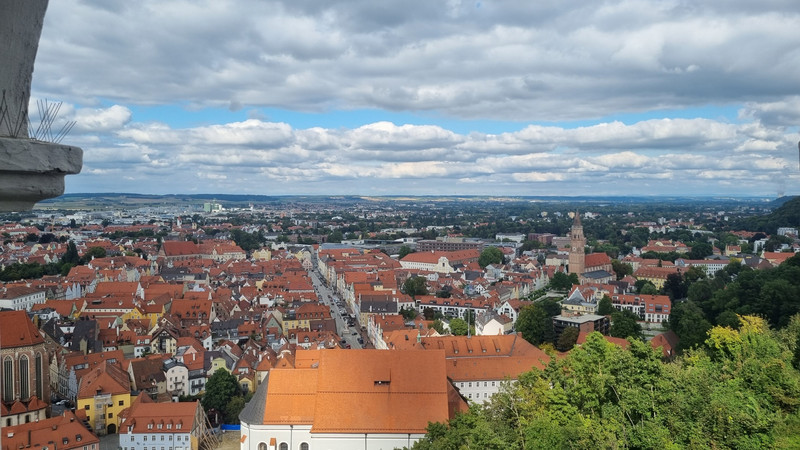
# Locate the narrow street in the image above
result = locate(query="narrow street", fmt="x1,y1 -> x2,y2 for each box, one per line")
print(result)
309,265 -> 363,349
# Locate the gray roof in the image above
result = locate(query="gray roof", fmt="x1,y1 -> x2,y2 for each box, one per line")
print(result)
239,372 -> 269,425
582,269 -> 613,279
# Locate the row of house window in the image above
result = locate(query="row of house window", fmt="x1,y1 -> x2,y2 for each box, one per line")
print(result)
458,381 -> 496,388
123,447 -> 186,450
145,422 -> 182,429
136,434 -> 184,441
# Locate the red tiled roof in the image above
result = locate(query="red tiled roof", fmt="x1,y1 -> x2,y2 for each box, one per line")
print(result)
119,396 -> 201,434
0,310 -> 44,348
263,349 -> 452,433
161,240 -> 201,256
1,410 -> 99,450
77,361 -> 130,398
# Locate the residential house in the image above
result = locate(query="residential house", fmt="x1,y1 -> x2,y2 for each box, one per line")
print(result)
163,358 -> 189,398
76,361 -> 132,435
1,410 -> 99,449
118,396 -> 212,450
0,285 -> 46,311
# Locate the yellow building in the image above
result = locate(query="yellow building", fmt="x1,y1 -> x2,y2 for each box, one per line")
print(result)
208,354 -> 229,376
120,305 -> 145,323
76,362 -> 131,435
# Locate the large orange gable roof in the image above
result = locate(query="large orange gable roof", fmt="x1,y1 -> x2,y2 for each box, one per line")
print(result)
262,369 -> 319,425
0,310 -> 44,348
262,349 -> 451,434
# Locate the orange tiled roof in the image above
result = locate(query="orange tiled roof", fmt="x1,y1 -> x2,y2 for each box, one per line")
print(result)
161,241 -> 200,256
263,349 -> 451,434
0,310 -> 44,348
77,362 -> 131,398
119,397 -> 201,433
1,410 -> 99,450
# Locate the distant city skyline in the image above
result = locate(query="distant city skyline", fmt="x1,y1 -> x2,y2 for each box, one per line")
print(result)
30,1 -> 800,197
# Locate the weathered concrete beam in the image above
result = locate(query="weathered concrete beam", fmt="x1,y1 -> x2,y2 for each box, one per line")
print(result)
0,137 -> 82,211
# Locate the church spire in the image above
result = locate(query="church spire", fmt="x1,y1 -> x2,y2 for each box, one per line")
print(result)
569,211 -> 585,279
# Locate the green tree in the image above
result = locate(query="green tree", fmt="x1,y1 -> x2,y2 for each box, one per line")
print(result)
61,241 -> 80,265
556,326 -> 579,351
398,245 -> 413,259
516,301 -> 559,345
597,295 -> 614,316
610,309 -> 643,340
688,242 -> 713,259
663,272 -> 687,300
611,259 -> 633,280
399,306 -> 418,321
431,319 -> 445,334
549,271 -> 576,291
450,318 -> 469,336
224,396 -> 246,424
201,370 -> 240,413
479,246 -> 504,268
669,300 -> 712,351
327,229 -> 343,243
403,276 -> 429,298
82,246 -> 107,262
640,282 -> 658,295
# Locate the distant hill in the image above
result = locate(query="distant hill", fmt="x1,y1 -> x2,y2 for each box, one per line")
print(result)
770,195 -> 797,208
744,195 -> 800,233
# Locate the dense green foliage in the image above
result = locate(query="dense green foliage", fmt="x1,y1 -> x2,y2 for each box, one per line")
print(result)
398,245 -> 414,259
597,295 -> 614,315
449,318 -> 469,336
739,196 -> 800,234
669,254 -> 800,348
516,299 -> 561,346
414,316 -> 800,449
555,326 -> 579,351
479,246 -> 504,268
548,272 -> 579,291
228,229 -> 266,252
403,276 -> 429,298
201,369 -> 247,424
609,309 -> 644,340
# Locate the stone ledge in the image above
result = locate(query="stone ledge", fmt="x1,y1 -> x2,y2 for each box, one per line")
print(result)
0,136 -> 83,211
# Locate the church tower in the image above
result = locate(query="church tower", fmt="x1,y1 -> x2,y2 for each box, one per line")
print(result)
569,212 -> 585,278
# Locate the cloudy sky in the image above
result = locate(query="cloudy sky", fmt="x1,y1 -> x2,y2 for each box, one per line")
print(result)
30,0 -> 800,197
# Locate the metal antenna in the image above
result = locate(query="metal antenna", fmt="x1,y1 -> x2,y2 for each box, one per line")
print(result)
29,98 -> 76,143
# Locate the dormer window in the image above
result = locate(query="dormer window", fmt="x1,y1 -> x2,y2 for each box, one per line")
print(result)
148,423 -> 153,429
157,423 -> 162,429
176,423 -> 182,429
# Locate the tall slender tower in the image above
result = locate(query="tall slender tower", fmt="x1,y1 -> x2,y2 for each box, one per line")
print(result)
569,212 -> 585,278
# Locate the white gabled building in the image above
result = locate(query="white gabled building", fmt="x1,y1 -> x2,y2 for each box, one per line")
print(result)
0,286 -> 46,311
118,396 -> 212,450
